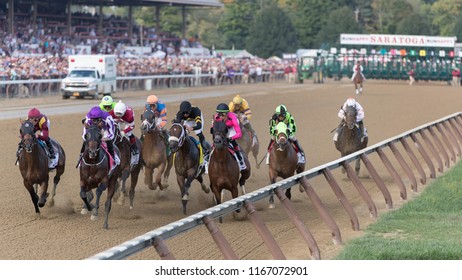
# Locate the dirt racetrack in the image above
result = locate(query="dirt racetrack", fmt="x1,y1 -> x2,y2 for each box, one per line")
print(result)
2,79 -> 462,260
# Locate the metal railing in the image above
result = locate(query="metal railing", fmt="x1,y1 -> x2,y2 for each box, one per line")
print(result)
87,112 -> 462,260
0,72 -> 284,99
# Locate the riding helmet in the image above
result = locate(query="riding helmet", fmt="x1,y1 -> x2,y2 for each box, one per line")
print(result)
233,95 -> 243,105
101,95 -> 113,106
28,108 -> 41,119
87,106 -> 104,119
346,97 -> 356,106
216,103 -> 229,113
114,100 -> 127,117
275,104 -> 287,116
180,101 -> 192,114
146,95 -> 158,104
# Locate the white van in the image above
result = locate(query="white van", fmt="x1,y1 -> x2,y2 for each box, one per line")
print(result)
61,55 -> 117,99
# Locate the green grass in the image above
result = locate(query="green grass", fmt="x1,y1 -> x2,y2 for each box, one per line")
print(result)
335,162 -> 462,260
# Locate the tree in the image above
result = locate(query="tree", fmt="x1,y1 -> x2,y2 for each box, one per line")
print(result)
431,0 -> 462,36
245,4 -> 298,58
218,0 -> 259,49
395,11 -> 432,35
317,7 -> 362,47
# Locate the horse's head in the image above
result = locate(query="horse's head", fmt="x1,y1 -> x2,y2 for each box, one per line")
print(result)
236,112 -> 248,124
168,123 -> 186,153
344,105 -> 358,130
211,121 -> 229,149
20,119 -> 37,153
140,109 -> 157,134
274,122 -> 289,151
84,124 -> 103,159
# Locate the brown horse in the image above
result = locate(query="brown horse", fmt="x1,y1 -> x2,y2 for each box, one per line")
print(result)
334,105 -> 368,175
79,123 -> 121,229
268,122 -> 305,209
209,121 -> 250,221
18,119 -> 66,214
140,109 -> 172,191
236,112 -> 260,169
168,123 -> 210,215
113,126 -> 142,210
353,71 -> 363,95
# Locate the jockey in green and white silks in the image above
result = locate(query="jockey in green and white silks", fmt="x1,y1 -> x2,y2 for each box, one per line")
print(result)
267,104 -> 305,164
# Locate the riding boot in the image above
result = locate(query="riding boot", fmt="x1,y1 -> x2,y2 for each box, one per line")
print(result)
235,148 -> 246,170
107,141 -> 119,165
358,122 -> 367,142
130,143 -> 139,155
198,133 -> 210,159
45,138 -> 56,159
292,139 -> 306,163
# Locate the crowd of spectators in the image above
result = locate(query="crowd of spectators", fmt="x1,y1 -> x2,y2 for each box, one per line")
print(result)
0,6 -> 297,83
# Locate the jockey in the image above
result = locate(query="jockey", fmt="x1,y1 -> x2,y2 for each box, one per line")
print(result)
211,103 -> 246,170
17,108 -> 55,159
144,94 -> 169,141
112,100 -> 139,155
173,100 -> 210,156
268,104 -> 305,163
351,61 -> 366,81
81,106 -> 119,165
335,97 -> 367,142
228,94 -> 258,143
99,95 -> 116,112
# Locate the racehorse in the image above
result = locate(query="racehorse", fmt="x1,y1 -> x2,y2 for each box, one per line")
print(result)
18,119 -> 66,214
353,71 -> 363,95
79,123 -> 121,229
334,105 -> 368,175
236,112 -> 260,169
268,122 -> 305,209
140,109 -> 172,191
113,126 -> 142,210
168,123 -> 210,215
208,121 -> 250,221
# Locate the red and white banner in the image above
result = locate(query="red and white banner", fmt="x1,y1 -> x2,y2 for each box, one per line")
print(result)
340,34 -> 456,48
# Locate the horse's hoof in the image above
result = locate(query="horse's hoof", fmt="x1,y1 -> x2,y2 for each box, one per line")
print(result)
182,194 -> 189,201
268,203 -> 275,209
90,215 -> 98,221
299,185 -> 304,193
159,184 -> 168,191
38,202 -> 45,208
148,184 -> 156,190
81,208 -> 89,215
117,195 -> 125,206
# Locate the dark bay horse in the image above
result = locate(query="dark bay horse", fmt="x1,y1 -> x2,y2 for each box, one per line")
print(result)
353,71 -> 363,95
209,121 -> 250,221
18,119 -> 66,214
168,123 -> 210,215
334,105 -> 368,175
113,126 -> 142,210
140,109 -> 172,191
236,112 -> 260,169
79,123 -> 121,229
268,122 -> 305,209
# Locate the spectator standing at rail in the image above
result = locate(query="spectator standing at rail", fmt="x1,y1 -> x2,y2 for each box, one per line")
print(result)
452,67 -> 460,87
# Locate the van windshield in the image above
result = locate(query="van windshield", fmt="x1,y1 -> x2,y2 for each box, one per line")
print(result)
68,70 -> 96,78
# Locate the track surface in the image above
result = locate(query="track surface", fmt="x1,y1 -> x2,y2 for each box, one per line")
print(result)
1,79 -> 461,260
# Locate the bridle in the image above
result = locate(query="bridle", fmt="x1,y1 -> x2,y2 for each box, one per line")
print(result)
343,106 -> 358,130
20,121 -> 37,153
275,131 -> 288,151
84,126 -> 103,160
212,122 -> 229,149
168,123 -> 186,152
140,110 -> 157,134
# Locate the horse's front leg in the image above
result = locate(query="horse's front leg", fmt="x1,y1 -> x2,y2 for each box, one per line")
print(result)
25,181 -> 40,214
104,178 -> 117,229
144,167 -> 155,190
80,185 -> 93,214
355,158 -> 361,176
37,181 -> 49,208
92,182 -> 107,221
196,174 -> 210,194
162,154 -> 174,187
268,173 -> 277,209
157,162 -> 168,191
176,174 -> 188,215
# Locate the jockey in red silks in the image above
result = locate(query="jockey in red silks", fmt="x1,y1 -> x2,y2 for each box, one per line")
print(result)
211,103 -> 246,170
111,100 -> 139,155
17,108 -> 56,159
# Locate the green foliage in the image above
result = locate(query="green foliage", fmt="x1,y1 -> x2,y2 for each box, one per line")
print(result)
317,6 -> 362,46
431,0 -> 462,36
218,0 -> 259,49
335,162 -> 462,260
245,4 -> 298,57
396,12 -> 433,36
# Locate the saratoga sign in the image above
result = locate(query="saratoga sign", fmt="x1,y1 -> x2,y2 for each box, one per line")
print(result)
340,34 -> 456,48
